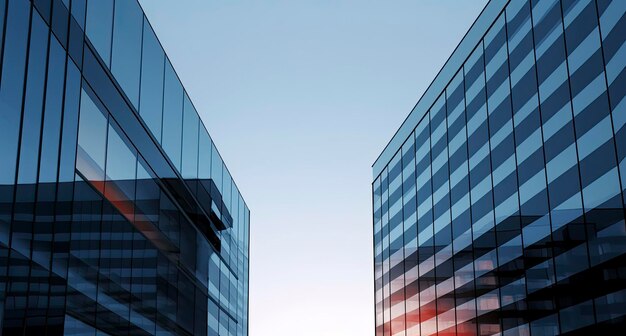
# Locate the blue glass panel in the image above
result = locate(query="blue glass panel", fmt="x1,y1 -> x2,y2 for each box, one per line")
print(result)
18,11 -> 49,184
198,129 -> 212,179
208,252 -> 220,298
105,120 -> 137,220
0,0 -> 29,185
64,314 -> 97,335
111,0 -> 142,109
58,58 -> 82,183
182,94 -> 199,178
105,122 -> 137,182
85,0 -> 113,66
139,18 -> 164,142
211,142 -> 223,194
77,89 -> 108,181
71,0 -> 86,29
208,298 -> 219,336
38,36 -> 67,183
223,170 -> 232,214
162,60 -> 183,171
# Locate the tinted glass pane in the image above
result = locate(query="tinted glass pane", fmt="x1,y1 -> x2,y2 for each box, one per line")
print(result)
198,130 -> 212,179
105,121 -> 137,220
64,315 -> 97,335
208,253 -> 220,298
106,124 -> 136,182
162,60 -> 183,171
71,0 -> 86,29
223,170 -> 232,215
111,0 -> 142,109
0,0 -> 29,185
59,59 -> 82,183
182,94 -> 199,178
18,11 -> 49,184
39,36 -> 67,183
135,156 -> 160,227
211,142 -> 223,193
77,89 -> 108,181
139,18 -> 164,142
85,0 -> 113,66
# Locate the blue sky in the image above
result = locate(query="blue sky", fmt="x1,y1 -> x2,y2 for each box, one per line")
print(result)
138,1 -> 487,335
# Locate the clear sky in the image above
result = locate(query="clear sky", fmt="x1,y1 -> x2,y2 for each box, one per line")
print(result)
138,1 -> 488,335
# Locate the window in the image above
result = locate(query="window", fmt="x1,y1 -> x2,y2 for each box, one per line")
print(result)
162,60 -> 183,171
77,89 -> 108,182
0,0 -> 30,185
139,18 -> 165,142
85,0 -> 113,66
182,94 -> 199,178
105,122 -> 137,204
198,130 -> 213,179
59,58 -> 82,183
211,142 -> 223,194
18,11 -> 49,184
111,0 -> 143,108
39,36 -> 67,183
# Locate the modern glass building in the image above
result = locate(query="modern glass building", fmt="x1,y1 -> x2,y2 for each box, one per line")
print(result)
0,0 -> 249,335
372,0 -> 626,334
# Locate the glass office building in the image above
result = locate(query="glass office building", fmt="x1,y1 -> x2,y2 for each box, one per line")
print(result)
0,0 -> 249,335
372,0 -> 626,334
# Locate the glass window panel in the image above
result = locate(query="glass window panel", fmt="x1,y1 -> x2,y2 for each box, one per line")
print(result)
237,193 -> 245,244
209,253 -> 220,299
0,0 -> 30,185
196,234 -> 209,286
179,218 -> 197,283
595,288 -> 626,323
105,121 -> 137,220
77,89 -> 108,182
135,156 -> 160,228
211,142 -> 223,194
71,0 -> 86,29
38,36 -> 67,183
600,4 -> 626,203
559,299 -> 595,333
52,0 -> 69,48
531,313 -> 559,335
208,299 -> 219,336
244,205 -> 250,250
139,18 -> 164,142
59,57 -> 82,183
85,0 -> 113,66
162,59 -> 183,171
18,11 -> 49,184
33,0 -> 52,24
198,129 -> 212,179
158,189 -> 180,245
220,261 -> 229,303
219,311 -> 229,336
223,170 -> 232,215
111,0 -> 142,108
106,123 -> 137,182
182,94 -> 199,179
64,314 -> 97,335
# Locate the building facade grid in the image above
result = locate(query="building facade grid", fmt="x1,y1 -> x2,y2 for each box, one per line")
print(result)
373,0 -> 626,335
0,0 -> 249,335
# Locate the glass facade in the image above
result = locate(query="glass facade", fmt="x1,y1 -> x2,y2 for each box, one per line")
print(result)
0,0 -> 250,335
372,0 -> 626,334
